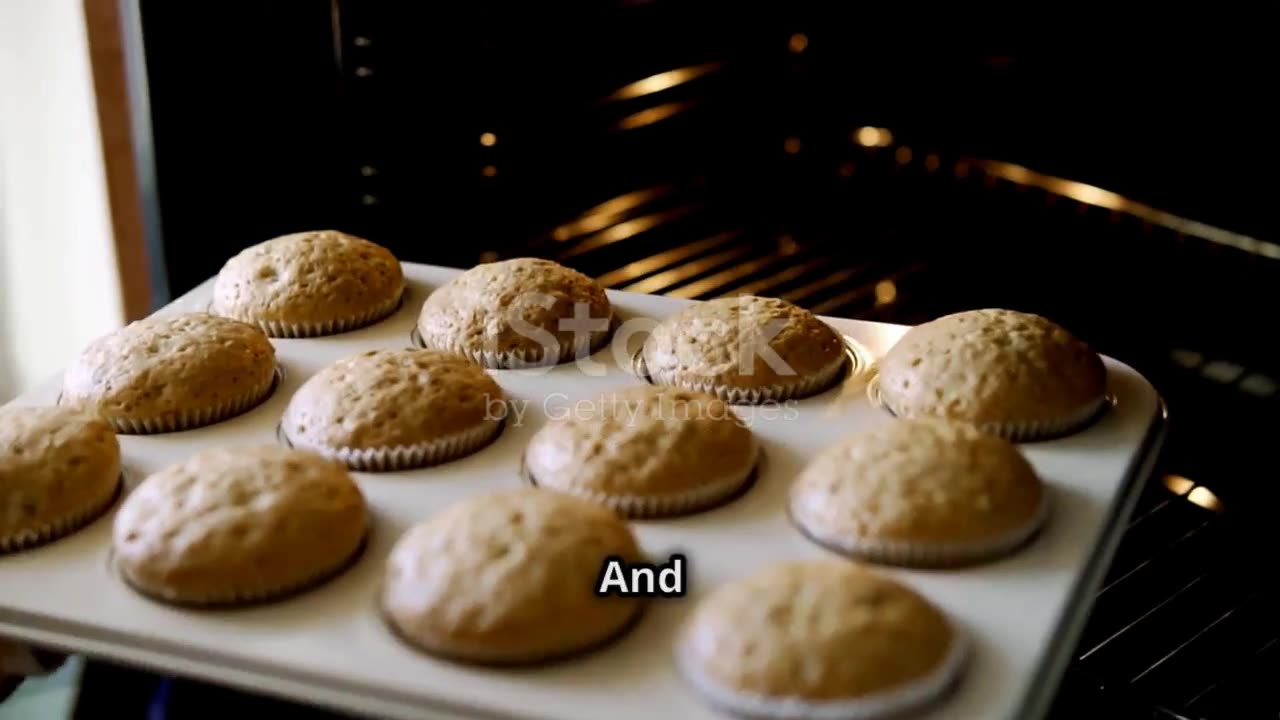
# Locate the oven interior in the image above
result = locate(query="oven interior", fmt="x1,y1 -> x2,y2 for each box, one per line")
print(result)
109,4 -> 1280,718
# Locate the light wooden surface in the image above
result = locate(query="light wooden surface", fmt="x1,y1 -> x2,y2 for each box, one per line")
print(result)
83,0 -> 149,321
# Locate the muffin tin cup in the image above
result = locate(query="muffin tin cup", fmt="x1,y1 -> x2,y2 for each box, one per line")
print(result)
0,262 -> 1170,720
979,396 -> 1114,443
216,286 -> 406,340
789,490 -> 1052,569
521,443 -> 762,519
74,365 -> 283,436
675,621 -> 971,720
866,375 -> 1113,443
110,524 -> 372,609
639,352 -> 849,406
283,418 -> 506,472
0,471 -> 124,555
379,595 -> 649,667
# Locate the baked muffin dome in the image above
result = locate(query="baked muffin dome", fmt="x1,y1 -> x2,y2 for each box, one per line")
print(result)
61,313 -> 277,434
641,296 -> 846,405
524,385 -> 758,517
1,405 -> 122,552
112,446 -> 368,606
415,258 -> 613,369
676,560 -> 967,720
875,308 -> 1108,440
382,488 -> 645,664
789,418 -> 1048,567
282,349 -> 507,471
212,230 -> 404,338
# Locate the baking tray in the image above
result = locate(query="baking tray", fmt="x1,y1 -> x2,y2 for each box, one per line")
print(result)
0,262 -> 1166,720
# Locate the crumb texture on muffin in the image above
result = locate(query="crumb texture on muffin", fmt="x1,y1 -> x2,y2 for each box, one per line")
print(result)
212,230 -> 404,334
415,258 -> 612,366
524,385 -> 756,513
642,296 -> 845,395
60,313 -> 277,430
1,405 -> 121,549
382,488 -> 644,663
789,418 -> 1045,564
112,446 -> 367,604
876,308 -> 1107,428
677,560 -> 964,716
284,348 -> 504,452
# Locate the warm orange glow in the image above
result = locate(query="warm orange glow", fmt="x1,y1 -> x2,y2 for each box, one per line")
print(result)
784,137 -> 802,154
596,230 -> 742,288
552,187 -> 672,242
563,206 -> 697,258
608,62 -> 724,101
874,280 -> 897,305
924,154 -> 941,171
1187,486 -> 1223,512
622,246 -> 754,294
895,146 -> 913,164
1163,475 -> 1195,495
481,165 -> 497,177
480,132 -> 497,147
809,262 -> 926,315
974,159 -> 1280,259
672,255 -> 787,298
854,126 -> 893,148
723,256 -> 834,298
788,33 -> 809,53
777,234 -> 799,255
617,100 -> 697,130
478,251 -> 499,263
784,264 -> 873,305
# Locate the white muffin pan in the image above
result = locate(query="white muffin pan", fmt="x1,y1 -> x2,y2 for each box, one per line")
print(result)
0,262 -> 1166,720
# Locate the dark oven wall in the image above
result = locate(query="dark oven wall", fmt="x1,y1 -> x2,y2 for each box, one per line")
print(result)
138,1 -> 1277,299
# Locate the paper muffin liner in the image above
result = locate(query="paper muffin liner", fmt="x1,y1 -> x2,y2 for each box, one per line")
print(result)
81,364 -> 284,435
522,442 -> 761,519
638,351 -> 849,406
113,523 -> 370,608
379,587 -> 648,667
866,374 -> 1113,442
412,313 -> 618,370
283,416 -> 505,472
0,471 -> 124,555
791,488 -> 1051,569
213,285 -> 405,339
677,619 -> 970,720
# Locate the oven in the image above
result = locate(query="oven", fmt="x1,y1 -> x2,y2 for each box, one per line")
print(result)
92,3 -> 1280,717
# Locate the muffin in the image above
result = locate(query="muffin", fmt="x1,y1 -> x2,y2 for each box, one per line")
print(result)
1,405 -> 122,553
523,385 -> 758,518
61,313 -> 277,434
112,446 -> 368,606
789,418 -> 1048,567
676,560 -> 967,720
382,488 -> 645,664
281,349 -> 507,471
415,258 -> 613,369
640,296 -> 847,405
874,308 -> 1109,441
212,230 -> 405,338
